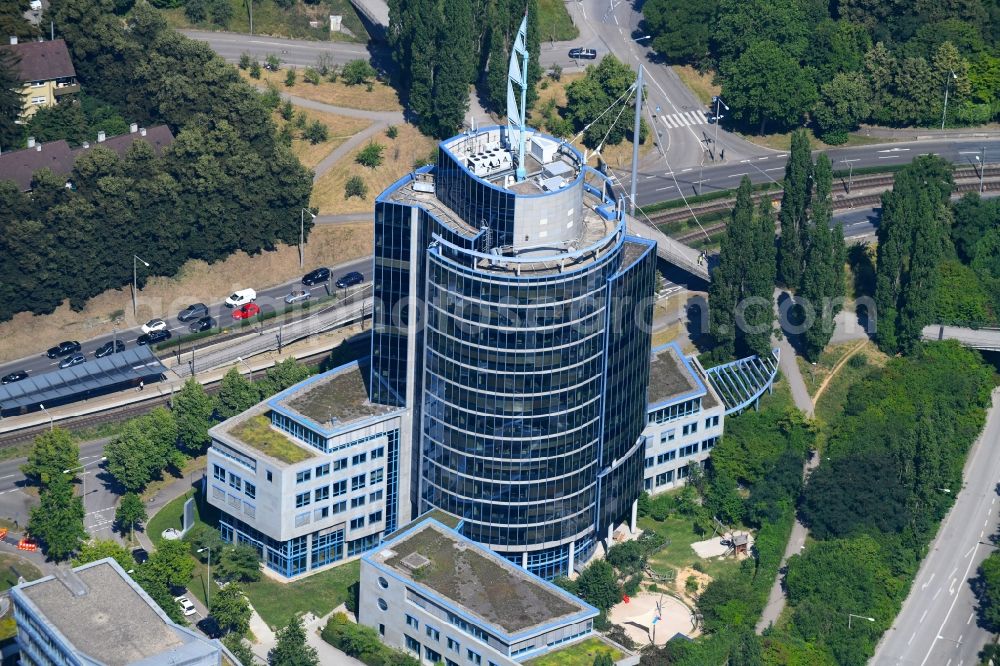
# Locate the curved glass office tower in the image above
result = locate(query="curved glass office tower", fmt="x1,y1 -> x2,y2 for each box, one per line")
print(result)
372,127 -> 655,578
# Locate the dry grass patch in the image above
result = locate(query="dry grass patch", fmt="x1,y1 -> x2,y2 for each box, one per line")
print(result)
672,66 -> 720,106
0,223 -> 373,364
282,106 -> 371,169
242,69 -> 402,112
528,72 -> 586,123
311,122 -> 437,214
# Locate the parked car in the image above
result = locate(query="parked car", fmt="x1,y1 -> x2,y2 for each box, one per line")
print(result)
141,318 -> 167,334
131,547 -> 149,564
1,370 -> 28,385
174,596 -> 197,617
225,288 -> 257,308
189,316 -> 216,333
335,271 -> 364,289
46,340 -> 81,358
59,354 -> 86,369
94,340 -> 125,358
568,47 -> 597,59
284,290 -> 311,304
137,330 -> 171,346
196,617 -> 222,639
301,267 -> 331,286
177,303 -> 209,322
232,303 -> 262,320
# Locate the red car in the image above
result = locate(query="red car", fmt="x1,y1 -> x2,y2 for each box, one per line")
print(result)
232,303 -> 261,320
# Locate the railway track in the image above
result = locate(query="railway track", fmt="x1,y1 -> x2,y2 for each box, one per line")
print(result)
649,165 -> 1000,226
0,349 -> 334,449
672,178 -> 1000,244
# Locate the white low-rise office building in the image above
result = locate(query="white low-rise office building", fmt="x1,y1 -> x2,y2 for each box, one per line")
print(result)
206,358 -> 413,579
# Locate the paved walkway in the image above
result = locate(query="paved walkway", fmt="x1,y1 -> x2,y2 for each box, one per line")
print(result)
858,124 -> 1000,140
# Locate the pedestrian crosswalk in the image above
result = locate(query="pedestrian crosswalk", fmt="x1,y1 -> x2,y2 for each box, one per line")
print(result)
657,110 -> 710,128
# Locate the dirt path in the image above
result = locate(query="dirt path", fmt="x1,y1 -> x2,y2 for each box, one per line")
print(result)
811,340 -> 868,408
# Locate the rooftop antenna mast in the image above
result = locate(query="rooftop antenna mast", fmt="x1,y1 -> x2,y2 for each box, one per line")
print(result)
507,13 -> 530,182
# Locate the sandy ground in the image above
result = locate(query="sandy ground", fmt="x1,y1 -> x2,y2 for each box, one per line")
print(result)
0,223 -> 373,364
609,591 -> 695,646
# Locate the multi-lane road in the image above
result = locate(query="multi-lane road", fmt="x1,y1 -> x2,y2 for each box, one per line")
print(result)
872,389 -> 1000,666
0,257 -> 372,386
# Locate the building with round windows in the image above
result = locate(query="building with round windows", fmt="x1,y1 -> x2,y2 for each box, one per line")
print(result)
371,126 -> 656,578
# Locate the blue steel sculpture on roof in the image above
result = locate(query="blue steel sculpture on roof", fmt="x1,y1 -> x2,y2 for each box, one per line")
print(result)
703,348 -> 781,415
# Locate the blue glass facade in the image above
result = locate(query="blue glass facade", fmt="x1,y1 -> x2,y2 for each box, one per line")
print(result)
372,127 -> 656,577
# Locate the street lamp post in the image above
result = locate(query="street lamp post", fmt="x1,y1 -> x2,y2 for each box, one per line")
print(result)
133,254 -> 150,318
941,69 -> 957,130
64,456 -> 107,525
300,208 -> 317,268
236,356 -> 253,383
712,96 -> 729,161
840,159 -> 859,194
848,613 -> 875,629
628,65 -> 644,219
197,547 -> 212,610
38,403 -> 53,431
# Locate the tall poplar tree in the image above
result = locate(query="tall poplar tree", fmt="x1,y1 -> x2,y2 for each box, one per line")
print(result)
0,49 -> 24,151
800,154 -> 845,361
777,130 -> 813,288
710,177 -> 777,359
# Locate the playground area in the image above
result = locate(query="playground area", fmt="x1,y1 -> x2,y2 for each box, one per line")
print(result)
608,591 -> 697,647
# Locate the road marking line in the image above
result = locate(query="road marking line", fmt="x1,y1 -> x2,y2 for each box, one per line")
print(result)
681,168 -> 691,172
949,578 -> 957,594
987,519 -> 991,527
993,497 -> 996,505
922,541 -> 981,666
950,567 -> 958,578
981,530 -> 985,538
878,156 -> 895,159
645,175 -> 656,179
908,631 -> 916,645
933,587 -> 943,600
923,573 -> 936,589
740,159 -> 749,163
968,612 -> 975,625
764,167 -> 783,172
0,489 -> 18,495
0,474 -> 15,480
920,610 -> 928,623
759,157 -> 768,161
655,186 -> 674,191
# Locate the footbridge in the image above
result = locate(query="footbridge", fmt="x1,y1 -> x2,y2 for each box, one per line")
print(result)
695,349 -> 781,415
922,325 -> 1000,352
626,217 -> 711,282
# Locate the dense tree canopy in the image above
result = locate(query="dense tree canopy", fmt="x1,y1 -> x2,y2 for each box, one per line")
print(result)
0,0 -> 312,323
641,0 -> 1000,137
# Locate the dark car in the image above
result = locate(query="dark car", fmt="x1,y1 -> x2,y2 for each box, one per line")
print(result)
1,370 -> 28,385
94,339 -> 126,358
137,330 -> 172,346
335,271 -> 364,289
197,617 -> 223,639
302,267 -> 331,286
568,47 -> 597,60
177,303 -> 209,322
59,353 -> 86,369
131,547 -> 149,564
189,316 -> 216,333
46,340 -> 81,358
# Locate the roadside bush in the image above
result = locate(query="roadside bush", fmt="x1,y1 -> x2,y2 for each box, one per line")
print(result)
341,59 -> 376,86
238,53 -> 251,70
356,142 -> 384,169
344,176 -> 367,199
303,67 -> 321,85
285,69 -> 296,87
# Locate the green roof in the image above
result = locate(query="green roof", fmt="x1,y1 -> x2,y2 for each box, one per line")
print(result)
228,415 -> 314,464
375,523 -> 589,635
282,361 -> 393,428
524,636 -> 624,666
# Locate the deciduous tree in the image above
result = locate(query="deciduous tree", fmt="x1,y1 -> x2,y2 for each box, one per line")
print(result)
115,492 -> 148,538
211,583 -> 252,637
22,428 -> 79,488
269,614 -> 319,666
28,475 -> 86,561
174,378 -> 215,454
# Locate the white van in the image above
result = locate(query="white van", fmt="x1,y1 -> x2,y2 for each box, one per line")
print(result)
225,288 -> 257,308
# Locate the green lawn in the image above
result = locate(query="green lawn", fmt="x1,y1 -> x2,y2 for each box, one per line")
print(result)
147,489 -> 204,547
639,511 -> 742,581
243,559 -> 360,630
525,637 -> 622,666
161,0 -> 367,43
537,0 -> 579,43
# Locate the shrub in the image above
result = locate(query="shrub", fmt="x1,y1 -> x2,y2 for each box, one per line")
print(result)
303,120 -> 329,144
344,581 -> 359,615
341,59 -> 376,86
550,63 -> 563,81
238,53 -> 251,70
685,575 -> 700,594
280,100 -> 294,121
848,352 -> 867,369
356,142 -> 384,169
623,573 -> 643,597
303,67 -> 321,85
322,613 -> 420,666
285,69 -> 296,87
265,54 -> 281,71
386,125 -> 398,140
249,62 -> 262,79
184,0 -> 208,22
345,176 -> 367,199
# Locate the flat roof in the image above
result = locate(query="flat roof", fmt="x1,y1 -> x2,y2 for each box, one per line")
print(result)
648,343 -> 704,407
370,521 -> 594,636
227,413 -> 315,464
277,359 -> 393,430
16,560 -> 185,666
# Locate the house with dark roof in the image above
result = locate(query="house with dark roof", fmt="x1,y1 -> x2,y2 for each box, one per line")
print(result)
0,125 -> 175,191
2,36 -> 78,119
